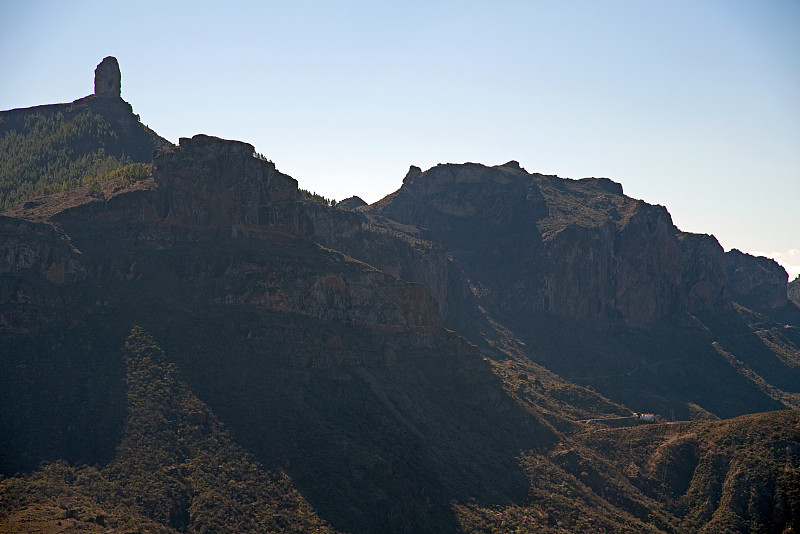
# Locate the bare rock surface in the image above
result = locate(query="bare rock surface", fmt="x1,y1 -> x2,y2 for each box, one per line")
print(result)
153,135 -> 312,240
94,56 -> 121,97
366,161 -> 731,327
725,248 -> 789,310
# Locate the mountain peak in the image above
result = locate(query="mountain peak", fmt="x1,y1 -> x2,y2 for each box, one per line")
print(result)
499,160 -> 527,173
403,165 -> 422,184
94,56 -> 121,98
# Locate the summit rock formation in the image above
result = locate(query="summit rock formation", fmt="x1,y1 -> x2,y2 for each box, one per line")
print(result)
94,55 -> 121,97
0,57 -> 169,209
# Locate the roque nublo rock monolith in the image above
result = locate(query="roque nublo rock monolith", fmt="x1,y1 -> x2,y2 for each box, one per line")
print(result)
94,56 -> 121,97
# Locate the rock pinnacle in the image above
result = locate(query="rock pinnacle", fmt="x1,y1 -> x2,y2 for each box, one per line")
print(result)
94,56 -> 121,97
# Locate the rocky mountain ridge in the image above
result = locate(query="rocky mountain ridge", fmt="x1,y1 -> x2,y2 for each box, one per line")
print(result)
2,57 -> 799,533
366,161 -> 734,327
309,159 -> 798,422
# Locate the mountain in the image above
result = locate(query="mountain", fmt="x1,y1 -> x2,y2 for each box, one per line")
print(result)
339,161 -> 800,420
0,56 -> 169,209
367,161 -> 728,325
1,58 -> 799,533
0,134 -> 568,532
725,249 -> 800,326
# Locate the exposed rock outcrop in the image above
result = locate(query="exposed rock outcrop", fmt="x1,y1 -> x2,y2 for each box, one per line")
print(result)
0,217 -> 87,283
301,179 -> 483,328
94,56 -> 121,97
0,57 -> 169,182
679,232 -> 730,314
367,162 -> 731,326
2,134 -> 442,334
725,249 -> 788,310
790,275 -> 800,307
153,135 -> 312,241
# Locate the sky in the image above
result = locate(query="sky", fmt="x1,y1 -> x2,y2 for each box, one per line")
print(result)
2,0 -> 799,279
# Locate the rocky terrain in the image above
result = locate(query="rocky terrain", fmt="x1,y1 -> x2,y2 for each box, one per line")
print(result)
725,248 -> 800,327
339,160 -> 800,420
0,56 -> 169,209
365,161 -> 731,326
790,275 -> 800,307
1,58 -> 799,533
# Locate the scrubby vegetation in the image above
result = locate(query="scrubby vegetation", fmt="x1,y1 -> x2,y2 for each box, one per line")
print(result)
300,188 -> 336,207
0,96 -> 168,210
534,174 -> 638,238
0,327 -> 337,534
451,410 -> 800,533
362,220 -> 434,251
5,321 -> 795,533
0,111 -> 134,208
85,162 -> 152,199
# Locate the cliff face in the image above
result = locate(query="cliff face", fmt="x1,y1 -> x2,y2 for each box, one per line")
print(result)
790,276 -> 800,307
536,203 -> 686,325
679,232 -> 731,314
293,163 -> 800,429
725,249 -> 789,310
2,135 -> 440,335
367,161 -> 731,327
152,135 -> 312,240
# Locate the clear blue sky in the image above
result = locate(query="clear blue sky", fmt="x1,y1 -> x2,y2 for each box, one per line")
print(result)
2,0 -> 799,278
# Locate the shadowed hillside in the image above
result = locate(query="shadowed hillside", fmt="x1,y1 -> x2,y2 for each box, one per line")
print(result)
2,59 -> 799,533
1,135 -> 562,533
359,161 -> 800,420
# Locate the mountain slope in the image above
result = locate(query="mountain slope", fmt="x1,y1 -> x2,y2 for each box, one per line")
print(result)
1,135 -> 567,533
358,161 -> 800,420
3,320 -> 797,533
1,134 -> 798,534
452,409 -> 800,533
1,326 -> 338,533
0,57 -> 169,209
